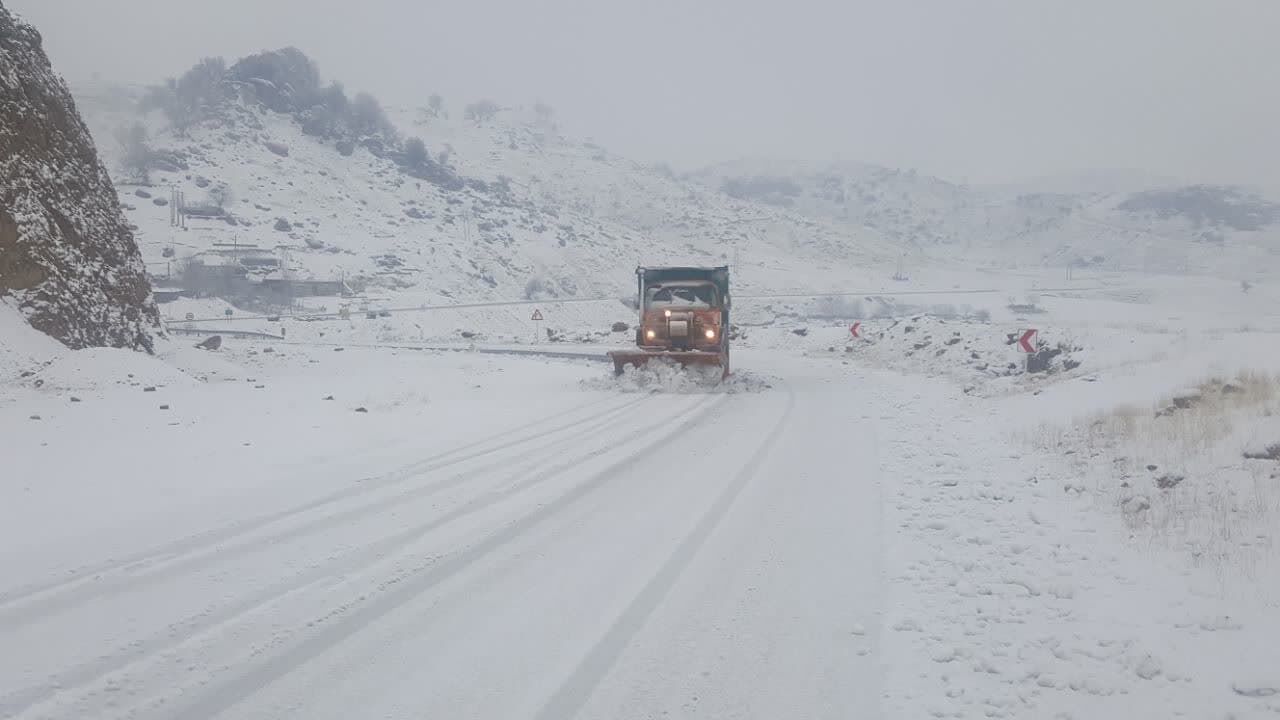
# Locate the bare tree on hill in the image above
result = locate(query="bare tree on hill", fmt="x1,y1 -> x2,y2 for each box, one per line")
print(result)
113,122 -> 151,183
427,94 -> 445,118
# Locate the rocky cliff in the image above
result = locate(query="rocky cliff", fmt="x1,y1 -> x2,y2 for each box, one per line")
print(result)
0,2 -> 158,351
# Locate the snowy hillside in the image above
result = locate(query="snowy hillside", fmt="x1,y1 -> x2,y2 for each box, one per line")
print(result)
71,46 -> 1279,319
692,158 -> 1280,278
71,64 -> 906,313
387,105 -> 906,289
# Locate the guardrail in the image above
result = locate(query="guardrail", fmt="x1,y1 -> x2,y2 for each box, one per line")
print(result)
270,339 -> 613,363
166,326 -> 285,340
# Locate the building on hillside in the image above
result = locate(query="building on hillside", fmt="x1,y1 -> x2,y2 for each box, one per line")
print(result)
182,252 -> 252,298
151,286 -> 188,303
259,277 -> 348,300
180,248 -> 348,300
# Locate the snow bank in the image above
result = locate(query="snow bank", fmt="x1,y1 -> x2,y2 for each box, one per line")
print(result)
837,314 -> 1082,390
154,339 -> 252,382
1244,417 -> 1280,460
0,300 -> 64,381
32,347 -> 199,391
879,369 -> 1280,719
580,359 -> 773,394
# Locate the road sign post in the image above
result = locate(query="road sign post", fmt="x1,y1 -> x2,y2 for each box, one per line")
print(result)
532,308 -> 544,343
1019,328 -> 1038,373
850,322 -> 862,339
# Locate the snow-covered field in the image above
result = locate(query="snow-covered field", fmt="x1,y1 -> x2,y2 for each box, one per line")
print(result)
3,270 -> 1279,719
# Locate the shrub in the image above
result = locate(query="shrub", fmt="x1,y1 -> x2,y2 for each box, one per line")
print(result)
464,99 -> 500,124
404,137 -> 428,166
298,83 -> 350,137
350,92 -> 396,138
721,175 -> 803,205
139,80 -> 194,135
176,57 -> 229,112
113,122 -> 151,182
228,47 -> 321,113
208,183 -> 234,208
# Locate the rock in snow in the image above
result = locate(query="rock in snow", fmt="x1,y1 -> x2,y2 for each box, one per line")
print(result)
0,3 -> 159,351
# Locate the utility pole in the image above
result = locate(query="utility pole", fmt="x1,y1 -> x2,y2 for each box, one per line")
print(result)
461,211 -> 473,244
172,189 -> 186,229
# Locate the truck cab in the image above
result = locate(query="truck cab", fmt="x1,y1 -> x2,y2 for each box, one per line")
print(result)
610,265 -> 731,377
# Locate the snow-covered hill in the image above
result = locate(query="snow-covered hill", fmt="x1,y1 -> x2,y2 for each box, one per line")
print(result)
692,158 -> 1280,278
68,48 -> 1278,324
71,67 -> 905,312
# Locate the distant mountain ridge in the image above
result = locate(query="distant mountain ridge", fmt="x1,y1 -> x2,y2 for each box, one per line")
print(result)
66,49 -> 1279,312
691,158 -> 1280,276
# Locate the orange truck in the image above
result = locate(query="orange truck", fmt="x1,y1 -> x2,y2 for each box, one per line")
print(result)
608,266 -> 731,377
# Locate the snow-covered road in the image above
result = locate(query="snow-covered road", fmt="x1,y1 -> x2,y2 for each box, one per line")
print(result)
6,316 -> 1279,719
1,351 -> 882,720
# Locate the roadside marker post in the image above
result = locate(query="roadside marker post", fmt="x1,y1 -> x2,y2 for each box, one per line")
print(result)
1019,328 -> 1038,373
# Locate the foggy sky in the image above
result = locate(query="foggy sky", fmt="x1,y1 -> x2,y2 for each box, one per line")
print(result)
10,0 -> 1280,193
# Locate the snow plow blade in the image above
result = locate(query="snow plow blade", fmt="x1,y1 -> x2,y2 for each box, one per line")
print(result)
608,349 -> 727,377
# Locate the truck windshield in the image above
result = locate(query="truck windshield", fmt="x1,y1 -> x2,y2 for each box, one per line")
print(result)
646,284 -> 717,309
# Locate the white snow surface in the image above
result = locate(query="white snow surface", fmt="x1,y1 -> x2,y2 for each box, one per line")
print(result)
2,78 -> 1277,720
0,300 -> 64,382
4,269 -> 1280,720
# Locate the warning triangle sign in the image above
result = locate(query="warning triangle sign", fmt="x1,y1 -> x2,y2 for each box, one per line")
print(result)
531,309 -> 544,321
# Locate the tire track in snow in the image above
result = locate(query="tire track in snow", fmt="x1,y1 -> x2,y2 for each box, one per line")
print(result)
2,395 -> 713,718
532,383 -> 797,720
0,395 -> 663,717
0,394 -> 638,620
145,394 -> 729,720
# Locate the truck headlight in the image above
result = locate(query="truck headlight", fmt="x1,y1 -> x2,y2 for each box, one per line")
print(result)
705,328 -> 716,340
646,329 -> 657,340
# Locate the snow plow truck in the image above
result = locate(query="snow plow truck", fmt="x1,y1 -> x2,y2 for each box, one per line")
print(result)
608,266 -> 731,377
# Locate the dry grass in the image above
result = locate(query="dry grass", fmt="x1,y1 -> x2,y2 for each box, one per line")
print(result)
1043,371 -> 1280,577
